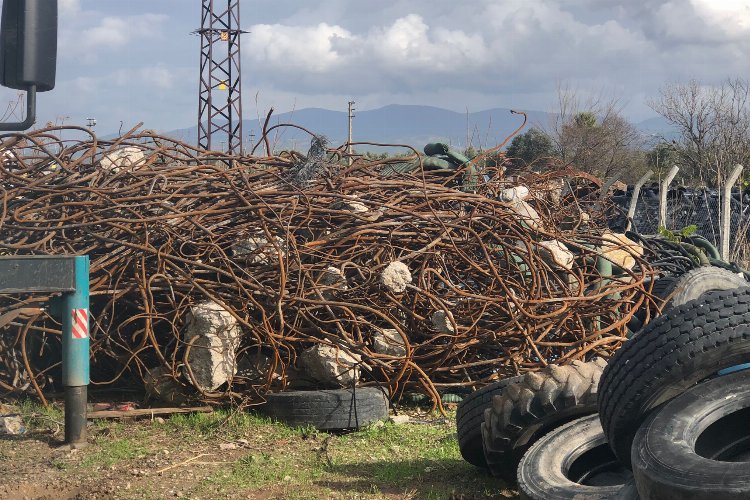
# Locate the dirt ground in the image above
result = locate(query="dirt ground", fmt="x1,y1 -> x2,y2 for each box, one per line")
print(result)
0,401 -> 518,499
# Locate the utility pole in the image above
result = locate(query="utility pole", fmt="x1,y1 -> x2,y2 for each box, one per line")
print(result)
347,100 -> 355,165
195,0 -> 246,155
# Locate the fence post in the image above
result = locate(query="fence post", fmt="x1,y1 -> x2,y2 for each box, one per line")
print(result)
721,164 -> 744,261
600,172 -> 623,200
659,165 -> 679,230
626,170 -> 653,232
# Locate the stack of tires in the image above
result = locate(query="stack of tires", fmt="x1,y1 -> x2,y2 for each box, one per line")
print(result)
456,267 -> 750,499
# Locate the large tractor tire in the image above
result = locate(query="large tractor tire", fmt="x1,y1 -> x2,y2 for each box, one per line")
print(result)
481,358 -> 607,482
456,376 -> 522,468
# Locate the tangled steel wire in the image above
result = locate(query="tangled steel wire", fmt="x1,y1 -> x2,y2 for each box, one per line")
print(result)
0,126 -> 661,407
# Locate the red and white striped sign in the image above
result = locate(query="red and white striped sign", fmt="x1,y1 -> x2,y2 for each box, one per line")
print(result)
71,308 -> 89,339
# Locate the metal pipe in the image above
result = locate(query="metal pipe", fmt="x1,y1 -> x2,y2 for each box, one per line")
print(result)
62,255 -> 90,446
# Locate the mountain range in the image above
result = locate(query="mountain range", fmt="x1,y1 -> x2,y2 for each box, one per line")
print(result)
162,104 -> 675,153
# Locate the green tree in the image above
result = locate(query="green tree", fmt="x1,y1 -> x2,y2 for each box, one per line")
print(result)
505,127 -> 555,171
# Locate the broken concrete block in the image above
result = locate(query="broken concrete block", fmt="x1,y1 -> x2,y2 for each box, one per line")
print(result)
389,415 -> 410,425
299,344 -> 361,388
431,310 -> 455,334
332,195 -> 369,213
372,328 -> 407,357
507,200 -> 541,230
100,146 -> 145,172
0,415 -> 25,435
600,231 -> 643,271
232,235 -> 286,265
499,185 -> 529,203
537,240 -> 575,271
184,301 -> 242,392
380,261 -> 412,293
143,366 -> 189,404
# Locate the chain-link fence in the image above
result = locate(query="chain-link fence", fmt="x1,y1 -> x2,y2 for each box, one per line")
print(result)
611,186 -> 750,264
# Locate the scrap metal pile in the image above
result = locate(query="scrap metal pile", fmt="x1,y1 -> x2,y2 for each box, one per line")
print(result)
0,126 -> 662,407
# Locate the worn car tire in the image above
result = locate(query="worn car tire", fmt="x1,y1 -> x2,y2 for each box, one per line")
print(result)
598,287 -> 750,467
658,267 -> 748,308
261,387 -> 388,430
632,369 -> 750,500
517,414 -> 637,500
456,376 -> 522,468
481,358 -> 607,482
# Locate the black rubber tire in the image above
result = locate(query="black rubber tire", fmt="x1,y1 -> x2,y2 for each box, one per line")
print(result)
456,376 -> 523,468
632,369 -> 750,500
598,287 -> 750,467
261,387 -> 388,430
657,267 -> 748,309
517,414 -> 638,500
481,358 -> 607,482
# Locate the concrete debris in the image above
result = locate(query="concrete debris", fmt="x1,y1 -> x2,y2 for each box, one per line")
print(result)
600,231 -> 644,271
507,200 -> 542,230
389,415 -> 410,425
499,185 -> 529,203
431,310 -> 455,334
380,261 -> 412,293
0,415 -> 25,435
184,301 -> 242,392
143,366 -> 189,404
537,240 -> 575,271
299,344 -> 361,388
372,328 -> 407,357
100,146 -> 145,171
232,235 -> 286,265
333,195 -> 369,213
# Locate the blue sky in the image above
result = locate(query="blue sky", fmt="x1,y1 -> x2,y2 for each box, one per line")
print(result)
2,0 -> 750,136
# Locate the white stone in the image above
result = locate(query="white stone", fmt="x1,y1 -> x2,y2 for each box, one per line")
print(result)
380,262 -> 412,293
232,235 -> 286,264
372,328 -> 407,357
431,310 -> 455,334
499,185 -> 529,203
508,200 -> 542,230
600,231 -> 644,271
537,240 -> 575,271
333,195 -> 369,213
299,344 -> 361,388
184,301 -> 242,392
389,415 -> 410,425
100,146 -> 146,171
0,415 -> 24,435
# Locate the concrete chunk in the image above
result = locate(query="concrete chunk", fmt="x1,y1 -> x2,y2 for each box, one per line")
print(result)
299,344 -> 361,388
381,262 -> 412,293
372,328 -> 407,357
184,301 -> 242,392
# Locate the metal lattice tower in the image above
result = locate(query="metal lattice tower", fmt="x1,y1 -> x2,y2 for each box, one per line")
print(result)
196,0 -> 245,154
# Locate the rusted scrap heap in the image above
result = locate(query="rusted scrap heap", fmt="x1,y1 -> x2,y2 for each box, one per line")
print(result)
0,126 -> 659,406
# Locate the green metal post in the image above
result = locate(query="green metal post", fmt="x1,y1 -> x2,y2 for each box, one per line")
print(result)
62,255 -> 89,446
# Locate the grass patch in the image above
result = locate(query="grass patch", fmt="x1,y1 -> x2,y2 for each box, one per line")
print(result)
165,409 -> 298,440
79,436 -> 149,468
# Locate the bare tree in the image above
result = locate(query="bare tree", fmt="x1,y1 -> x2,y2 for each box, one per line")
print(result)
648,78 -> 750,186
545,83 -> 646,181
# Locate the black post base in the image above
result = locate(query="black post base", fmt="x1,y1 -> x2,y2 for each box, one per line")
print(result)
64,385 -> 87,446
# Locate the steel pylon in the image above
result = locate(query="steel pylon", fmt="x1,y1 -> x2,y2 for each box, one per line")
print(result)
195,0 -> 245,154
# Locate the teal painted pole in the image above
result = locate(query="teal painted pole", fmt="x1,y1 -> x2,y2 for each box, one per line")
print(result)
62,255 -> 89,446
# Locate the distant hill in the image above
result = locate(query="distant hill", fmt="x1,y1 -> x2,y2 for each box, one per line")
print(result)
161,104 -> 677,153
163,104 -> 554,153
